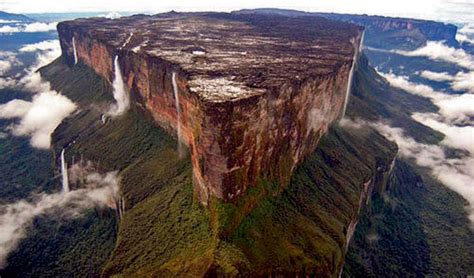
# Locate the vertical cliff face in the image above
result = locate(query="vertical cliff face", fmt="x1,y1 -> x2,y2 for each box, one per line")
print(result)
57,13 -> 363,204
38,49 -> 399,276
342,156 -> 396,253
236,9 -> 458,50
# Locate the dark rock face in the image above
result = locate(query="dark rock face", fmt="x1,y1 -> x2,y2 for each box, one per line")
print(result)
236,8 -> 458,49
318,14 -> 458,49
57,12 -> 363,203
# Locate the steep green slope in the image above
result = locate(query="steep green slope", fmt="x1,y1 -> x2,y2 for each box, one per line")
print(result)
0,90 -> 55,203
218,126 -> 396,276
27,52 -> 473,277
36,57 -> 398,276
0,59 -> 118,277
346,55 -> 444,144
342,54 -> 474,276
2,210 -> 117,278
343,160 -> 474,276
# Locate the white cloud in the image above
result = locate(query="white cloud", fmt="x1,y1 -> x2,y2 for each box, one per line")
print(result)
0,22 -> 57,34
419,70 -> 454,82
0,169 -> 120,268
0,25 -> 21,33
0,41 -> 61,91
374,45 -> 474,225
0,99 -> 32,118
0,77 -> 17,89
0,40 -> 69,149
0,51 -> 22,75
19,40 -> 59,53
456,33 -> 474,45
418,70 -> 474,94
457,23 -> 474,45
12,40 -> 62,92
339,118 -> 367,129
0,60 -> 12,75
412,113 -> 474,154
3,0 -> 471,24
459,23 -> 474,35
435,93 -> 474,124
100,12 -> 122,19
19,72 -> 51,92
23,22 -> 57,32
451,71 -> 474,93
394,41 -> 474,70
380,72 -> 474,124
379,71 -> 447,99
0,19 -> 20,23
0,90 -> 77,149
370,121 -> 474,226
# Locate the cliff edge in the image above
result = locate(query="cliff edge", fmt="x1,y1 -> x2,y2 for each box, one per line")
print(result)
57,12 -> 364,204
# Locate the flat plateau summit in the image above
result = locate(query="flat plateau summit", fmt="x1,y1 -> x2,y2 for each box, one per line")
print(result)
60,13 -> 360,101
58,12 -> 363,203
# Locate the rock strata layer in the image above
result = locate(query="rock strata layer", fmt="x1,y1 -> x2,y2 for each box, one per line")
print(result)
57,12 -> 363,203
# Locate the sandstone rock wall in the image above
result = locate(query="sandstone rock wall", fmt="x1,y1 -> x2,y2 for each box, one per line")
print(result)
57,23 -> 363,204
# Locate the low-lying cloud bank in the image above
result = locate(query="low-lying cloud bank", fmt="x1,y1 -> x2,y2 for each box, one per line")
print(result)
19,40 -> 60,53
418,70 -> 474,94
0,169 -> 120,268
0,22 -> 57,33
370,41 -> 474,95
0,51 -> 22,75
380,72 -> 474,125
372,121 -> 474,224
0,91 -> 76,148
372,41 -> 474,226
419,70 -> 454,82
99,12 -> 122,19
0,40 -> 76,149
342,119 -> 474,227
394,41 -> 474,70
456,23 -> 474,45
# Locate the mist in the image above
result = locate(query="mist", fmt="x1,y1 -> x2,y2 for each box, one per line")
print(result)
0,169 -> 120,268
380,72 -> 474,125
395,41 -> 474,70
106,56 -> 130,117
0,40 -> 76,149
0,22 -> 57,34
371,121 -> 474,225
370,36 -> 474,226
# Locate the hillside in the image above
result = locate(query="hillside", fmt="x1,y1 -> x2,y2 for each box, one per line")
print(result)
1,10 -> 472,277
236,8 -> 458,49
0,11 -> 32,22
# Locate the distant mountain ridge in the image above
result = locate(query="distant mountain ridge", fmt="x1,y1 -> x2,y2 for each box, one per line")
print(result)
235,8 -> 458,49
0,11 -> 33,22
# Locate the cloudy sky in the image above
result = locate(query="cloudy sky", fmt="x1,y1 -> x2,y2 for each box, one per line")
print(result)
0,0 -> 473,23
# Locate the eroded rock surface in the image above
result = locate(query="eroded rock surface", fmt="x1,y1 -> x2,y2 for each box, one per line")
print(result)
57,12 -> 363,203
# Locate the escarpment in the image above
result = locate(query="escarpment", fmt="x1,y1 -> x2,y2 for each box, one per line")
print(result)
57,13 -> 363,204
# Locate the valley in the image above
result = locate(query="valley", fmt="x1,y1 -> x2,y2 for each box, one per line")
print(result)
0,8 -> 472,277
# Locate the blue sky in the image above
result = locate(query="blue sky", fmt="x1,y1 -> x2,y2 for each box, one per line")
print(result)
0,0 -> 473,23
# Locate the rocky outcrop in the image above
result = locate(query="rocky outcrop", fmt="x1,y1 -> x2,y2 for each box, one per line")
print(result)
236,8 -> 458,49
320,14 -> 458,49
57,12 -> 363,204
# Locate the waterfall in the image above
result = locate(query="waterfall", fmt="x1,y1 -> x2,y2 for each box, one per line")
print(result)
172,72 -> 184,157
60,148 -> 70,193
116,196 -> 126,219
358,31 -> 365,53
72,37 -> 78,65
341,31 -> 365,118
108,55 -> 130,116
